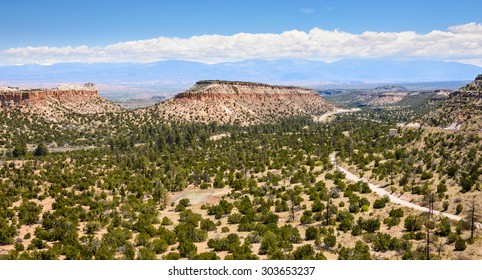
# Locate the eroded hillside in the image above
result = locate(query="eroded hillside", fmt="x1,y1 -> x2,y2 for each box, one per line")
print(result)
0,83 -> 122,122
421,75 -> 482,132
140,80 -> 336,125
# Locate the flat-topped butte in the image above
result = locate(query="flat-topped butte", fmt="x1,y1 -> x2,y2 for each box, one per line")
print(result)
177,80 -> 317,99
0,83 -> 98,107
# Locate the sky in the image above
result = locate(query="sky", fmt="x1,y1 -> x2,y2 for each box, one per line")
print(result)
1,0 -> 481,66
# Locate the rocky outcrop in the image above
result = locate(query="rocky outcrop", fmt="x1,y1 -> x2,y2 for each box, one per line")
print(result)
145,80 -> 336,125
176,80 -> 317,100
368,92 -> 407,106
0,92 -> 29,106
0,83 -> 121,121
450,74 -> 482,99
0,83 -> 99,107
420,75 -> 482,131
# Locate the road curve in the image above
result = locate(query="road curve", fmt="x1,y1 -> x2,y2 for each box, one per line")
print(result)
329,152 -> 481,229
313,108 -> 361,123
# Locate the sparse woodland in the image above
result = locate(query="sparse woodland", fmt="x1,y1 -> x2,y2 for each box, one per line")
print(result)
0,84 -> 481,260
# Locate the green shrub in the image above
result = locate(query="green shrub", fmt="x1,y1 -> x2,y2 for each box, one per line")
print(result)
151,238 -> 168,254
404,215 -> 423,232
161,217 -> 173,226
454,238 -> 467,251
305,226 -> 318,241
324,234 -> 336,248
456,203 -> 463,215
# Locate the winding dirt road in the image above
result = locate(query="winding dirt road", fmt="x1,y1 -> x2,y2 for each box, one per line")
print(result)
313,108 -> 361,122
329,152 -> 481,228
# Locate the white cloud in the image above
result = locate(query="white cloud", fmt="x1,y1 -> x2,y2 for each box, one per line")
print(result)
1,23 -> 482,66
450,58 -> 482,67
448,22 -> 482,34
300,8 -> 315,14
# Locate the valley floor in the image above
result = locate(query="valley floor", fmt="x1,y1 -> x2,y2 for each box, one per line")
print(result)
0,101 -> 480,260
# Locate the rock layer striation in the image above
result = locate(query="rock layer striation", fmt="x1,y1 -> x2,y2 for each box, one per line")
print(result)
145,80 -> 336,125
0,83 -> 121,121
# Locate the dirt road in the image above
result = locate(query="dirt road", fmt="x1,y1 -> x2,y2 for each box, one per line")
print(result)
329,152 -> 481,228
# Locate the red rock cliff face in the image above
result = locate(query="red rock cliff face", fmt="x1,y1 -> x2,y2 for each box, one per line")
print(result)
27,89 -> 98,101
1,83 -> 121,121
147,80 -> 336,125
0,84 -> 99,107
0,92 -> 29,106
176,80 -> 318,101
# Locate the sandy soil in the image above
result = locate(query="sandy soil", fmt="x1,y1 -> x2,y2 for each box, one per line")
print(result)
209,133 -> 230,141
170,186 -> 231,206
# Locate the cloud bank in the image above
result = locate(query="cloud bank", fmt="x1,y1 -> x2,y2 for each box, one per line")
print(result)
1,23 -> 481,66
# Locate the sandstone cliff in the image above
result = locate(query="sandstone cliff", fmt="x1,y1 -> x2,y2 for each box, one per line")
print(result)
176,80 -> 317,99
143,80 -> 336,125
0,83 -> 121,122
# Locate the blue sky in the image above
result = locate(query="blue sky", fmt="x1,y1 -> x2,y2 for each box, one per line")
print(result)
0,0 -> 481,66
2,0 -> 481,48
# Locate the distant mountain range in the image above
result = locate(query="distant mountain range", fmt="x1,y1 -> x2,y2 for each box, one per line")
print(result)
0,59 -> 480,97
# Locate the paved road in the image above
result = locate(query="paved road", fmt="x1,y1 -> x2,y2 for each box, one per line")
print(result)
313,108 -> 361,123
329,152 -> 481,229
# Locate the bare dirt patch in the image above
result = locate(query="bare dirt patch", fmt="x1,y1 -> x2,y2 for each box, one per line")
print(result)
170,186 -> 231,206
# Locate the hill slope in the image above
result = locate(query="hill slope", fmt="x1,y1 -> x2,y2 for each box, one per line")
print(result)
141,80 -> 336,125
0,83 -> 122,122
421,74 -> 482,131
